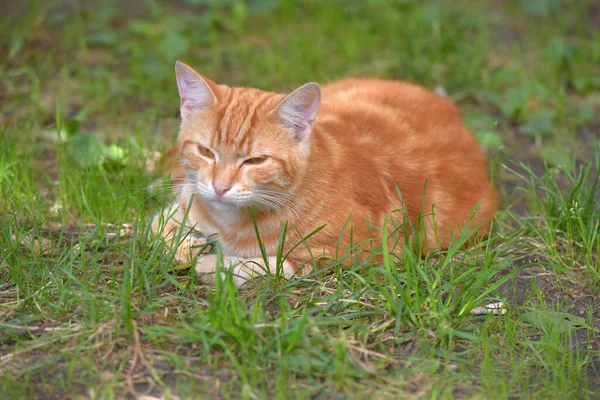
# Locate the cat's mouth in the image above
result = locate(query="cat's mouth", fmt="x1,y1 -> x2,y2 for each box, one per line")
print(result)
209,196 -> 277,212
209,195 -> 236,206
199,187 -> 283,211
206,193 -> 250,208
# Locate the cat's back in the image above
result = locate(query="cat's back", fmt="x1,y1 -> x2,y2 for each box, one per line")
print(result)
309,78 -> 495,251
319,78 -> 468,145
321,77 -> 455,113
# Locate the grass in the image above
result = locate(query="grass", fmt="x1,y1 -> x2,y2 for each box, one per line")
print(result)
1,0 -> 599,398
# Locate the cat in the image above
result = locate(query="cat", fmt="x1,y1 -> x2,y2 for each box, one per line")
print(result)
152,61 -> 496,287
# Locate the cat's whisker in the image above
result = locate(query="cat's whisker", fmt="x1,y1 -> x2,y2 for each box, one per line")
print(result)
250,193 -> 301,218
253,191 -> 299,210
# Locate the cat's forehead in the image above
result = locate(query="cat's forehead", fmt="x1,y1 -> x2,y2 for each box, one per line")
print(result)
207,87 -> 285,151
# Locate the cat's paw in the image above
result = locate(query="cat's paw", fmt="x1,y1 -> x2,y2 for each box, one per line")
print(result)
195,255 -> 278,287
174,235 -> 208,264
195,254 -> 245,287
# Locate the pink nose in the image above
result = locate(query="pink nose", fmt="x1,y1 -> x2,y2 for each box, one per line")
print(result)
212,181 -> 231,198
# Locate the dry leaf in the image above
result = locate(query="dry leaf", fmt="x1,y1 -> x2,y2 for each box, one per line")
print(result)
11,235 -> 53,255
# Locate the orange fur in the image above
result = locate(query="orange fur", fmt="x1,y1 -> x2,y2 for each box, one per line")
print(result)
154,62 -> 496,285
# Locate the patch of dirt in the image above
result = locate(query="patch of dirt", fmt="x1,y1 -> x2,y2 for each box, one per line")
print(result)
588,2 -> 600,32
495,125 -> 599,217
493,255 -> 600,395
495,151 -> 548,216
497,257 -> 600,351
589,359 -> 600,394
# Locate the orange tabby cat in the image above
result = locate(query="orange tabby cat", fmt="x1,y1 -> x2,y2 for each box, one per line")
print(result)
152,61 -> 496,286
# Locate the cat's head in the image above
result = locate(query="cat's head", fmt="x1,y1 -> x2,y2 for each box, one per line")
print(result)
174,61 -> 321,211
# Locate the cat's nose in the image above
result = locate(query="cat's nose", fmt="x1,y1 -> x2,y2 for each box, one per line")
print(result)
212,181 -> 232,198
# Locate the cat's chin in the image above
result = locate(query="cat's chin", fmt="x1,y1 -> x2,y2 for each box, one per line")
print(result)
204,196 -> 251,210
204,197 -> 278,213
205,197 -> 237,208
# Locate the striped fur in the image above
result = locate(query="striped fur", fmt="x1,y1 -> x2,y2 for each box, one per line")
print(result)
154,61 -> 496,286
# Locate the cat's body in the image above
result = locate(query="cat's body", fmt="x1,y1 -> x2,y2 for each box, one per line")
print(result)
154,62 -> 496,286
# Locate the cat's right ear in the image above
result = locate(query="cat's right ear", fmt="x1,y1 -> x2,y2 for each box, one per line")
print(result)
175,61 -> 218,121
276,82 -> 321,141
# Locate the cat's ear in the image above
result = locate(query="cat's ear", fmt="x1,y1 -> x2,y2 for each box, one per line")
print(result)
276,82 -> 321,141
175,61 -> 218,120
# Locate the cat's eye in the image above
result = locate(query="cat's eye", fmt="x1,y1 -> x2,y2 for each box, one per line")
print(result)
197,145 -> 215,159
243,156 -> 268,165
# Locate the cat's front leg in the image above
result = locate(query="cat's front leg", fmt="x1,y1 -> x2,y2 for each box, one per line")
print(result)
195,254 -> 300,287
151,202 -> 208,263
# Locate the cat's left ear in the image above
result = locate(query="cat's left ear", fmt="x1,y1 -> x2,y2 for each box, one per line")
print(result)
275,82 -> 321,141
175,61 -> 218,121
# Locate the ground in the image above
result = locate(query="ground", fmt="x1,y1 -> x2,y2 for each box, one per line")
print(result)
0,0 -> 599,399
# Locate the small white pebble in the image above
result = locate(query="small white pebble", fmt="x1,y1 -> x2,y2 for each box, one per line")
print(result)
447,363 -> 460,372
471,301 -> 507,316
